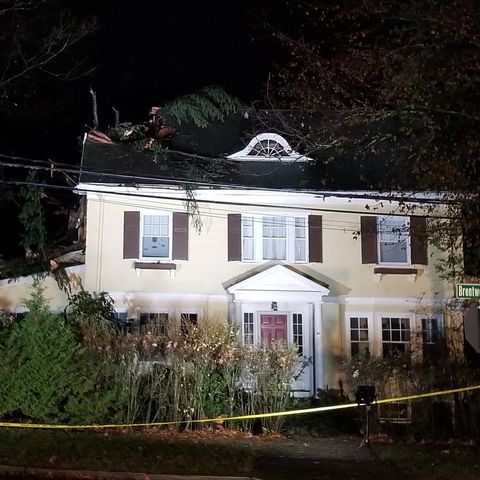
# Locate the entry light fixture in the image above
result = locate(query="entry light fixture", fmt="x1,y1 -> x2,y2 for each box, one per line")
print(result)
271,301 -> 278,311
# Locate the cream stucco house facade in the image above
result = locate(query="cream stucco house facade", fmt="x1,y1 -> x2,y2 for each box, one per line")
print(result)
70,131 -> 452,397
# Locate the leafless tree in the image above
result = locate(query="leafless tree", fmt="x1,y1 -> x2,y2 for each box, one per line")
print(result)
0,0 -> 97,113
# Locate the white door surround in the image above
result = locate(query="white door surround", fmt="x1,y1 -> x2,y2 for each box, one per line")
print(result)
226,264 -> 330,396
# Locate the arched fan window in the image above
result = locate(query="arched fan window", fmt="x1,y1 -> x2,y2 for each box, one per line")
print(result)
248,138 -> 289,157
227,133 -> 310,162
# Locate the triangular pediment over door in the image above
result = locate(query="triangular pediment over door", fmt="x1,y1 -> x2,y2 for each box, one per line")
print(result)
226,264 -> 330,302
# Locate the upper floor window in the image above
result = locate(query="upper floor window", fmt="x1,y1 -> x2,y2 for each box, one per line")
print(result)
378,216 -> 409,264
123,211 -> 189,261
360,215 -> 427,266
142,214 -> 171,259
241,215 -> 307,262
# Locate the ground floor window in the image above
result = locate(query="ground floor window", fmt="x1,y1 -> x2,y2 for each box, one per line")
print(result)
346,313 -> 442,360
243,312 -> 254,346
181,312 -> 198,335
349,316 -> 370,358
381,317 -> 411,358
421,316 -> 442,361
378,402 -> 411,423
139,312 -> 169,335
293,313 -> 303,355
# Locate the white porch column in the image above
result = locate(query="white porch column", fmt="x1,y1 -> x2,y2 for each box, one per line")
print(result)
313,301 -> 324,393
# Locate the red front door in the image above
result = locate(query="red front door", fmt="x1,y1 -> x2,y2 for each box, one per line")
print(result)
260,314 -> 288,345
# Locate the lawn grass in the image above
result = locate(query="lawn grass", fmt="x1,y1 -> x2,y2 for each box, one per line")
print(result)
0,428 -> 254,476
373,442 -> 480,480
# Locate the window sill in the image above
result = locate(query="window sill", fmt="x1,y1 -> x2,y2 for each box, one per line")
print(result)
134,262 -> 176,270
374,267 -> 418,275
373,267 -> 422,283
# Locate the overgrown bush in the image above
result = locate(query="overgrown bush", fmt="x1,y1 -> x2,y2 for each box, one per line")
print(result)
0,284 -> 120,424
0,286 -> 303,432
341,331 -> 480,439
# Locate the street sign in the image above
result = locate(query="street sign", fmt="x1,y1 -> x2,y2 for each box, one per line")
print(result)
456,284 -> 480,299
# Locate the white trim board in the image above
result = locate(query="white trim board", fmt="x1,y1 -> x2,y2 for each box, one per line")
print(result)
0,265 -> 85,289
324,296 -> 450,306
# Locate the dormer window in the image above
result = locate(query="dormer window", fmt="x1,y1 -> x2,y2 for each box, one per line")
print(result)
248,138 -> 289,157
228,133 -> 311,163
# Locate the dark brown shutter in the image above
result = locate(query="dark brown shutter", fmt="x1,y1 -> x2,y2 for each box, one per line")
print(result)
464,303 -> 480,353
123,211 -> 140,259
172,212 -> 189,260
228,214 -> 241,261
360,216 -> 378,264
308,215 -> 322,262
410,216 -> 428,265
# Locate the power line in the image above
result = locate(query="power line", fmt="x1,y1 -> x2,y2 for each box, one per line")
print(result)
0,179 -> 456,220
0,153 -> 455,206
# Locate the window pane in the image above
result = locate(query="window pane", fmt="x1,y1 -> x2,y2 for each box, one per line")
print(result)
242,217 -> 254,237
378,216 -> 409,263
350,316 -> 369,358
295,239 -> 306,261
143,215 -> 170,257
293,313 -> 303,355
382,316 -> 411,358
243,312 -> 254,346
181,313 -> 198,335
262,217 -> 286,260
243,238 -> 254,260
295,217 -> 306,238
263,239 -> 286,260
143,236 -> 169,257
242,217 -> 255,260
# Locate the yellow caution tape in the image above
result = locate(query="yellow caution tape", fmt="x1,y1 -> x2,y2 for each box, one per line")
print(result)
1,384 -> 479,430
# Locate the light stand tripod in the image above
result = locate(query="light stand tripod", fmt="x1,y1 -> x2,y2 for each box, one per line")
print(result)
355,385 -> 376,445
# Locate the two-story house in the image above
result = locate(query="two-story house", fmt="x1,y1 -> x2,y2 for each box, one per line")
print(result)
69,129 -> 451,397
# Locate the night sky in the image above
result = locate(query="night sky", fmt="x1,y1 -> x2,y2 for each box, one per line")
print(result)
0,1 -> 276,257
17,1 -> 275,161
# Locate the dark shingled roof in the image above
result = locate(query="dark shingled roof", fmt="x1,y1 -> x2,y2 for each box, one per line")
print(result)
80,137 -> 310,189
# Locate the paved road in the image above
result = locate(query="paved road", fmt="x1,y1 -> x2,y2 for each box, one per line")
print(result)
250,437 -> 404,480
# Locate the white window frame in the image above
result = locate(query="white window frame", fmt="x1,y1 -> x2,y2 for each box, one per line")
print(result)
139,311 -> 170,335
346,312 -> 443,361
243,312 -> 255,346
378,402 -> 412,424
241,214 -> 309,263
347,314 -> 373,358
415,313 -> 444,360
292,312 -> 304,355
346,313 -> 374,357
378,313 -> 414,358
139,210 -> 173,261
377,216 -> 411,266
227,133 -> 311,163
